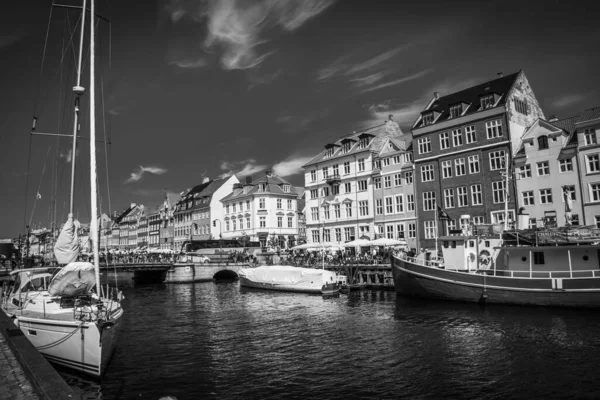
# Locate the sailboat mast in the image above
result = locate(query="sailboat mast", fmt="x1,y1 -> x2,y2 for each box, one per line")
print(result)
89,0 -> 101,290
69,0 -> 87,215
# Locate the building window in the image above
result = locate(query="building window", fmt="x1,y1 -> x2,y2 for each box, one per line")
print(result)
468,155 -> 480,174
528,218 -> 537,229
374,177 -> 382,189
311,207 -> 319,221
358,158 -> 365,172
335,228 -> 342,242
394,195 -> 404,213
584,128 -> 597,146
287,199 -> 292,209
473,216 -> 485,225
442,161 -> 452,179
424,221 -> 436,239
418,137 -> 431,154
492,181 -> 505,204
310,189 -> 318,199
485,119 -> 503,139
394,173 -> 402,187
322,187 -> 329,197
344,161 -> 351,174
491,210 -> 515,225
564,185 -> 576,201
481,94 -> 495,110
471,184 -> 482,205
405,152 -> 413,163
457,186 -> 468,207
522,191 -> 534,206
383,158 -> 391,167
450,104 -> 462,118
423,191 -> 436,211
323,229 -> 331,242
260,217 -> 266,228
421,164 -> 434,182
358,180 -> 367,191
323,206 -> 330,219
405,172 -> 413,184
540,188 -> 553,204
331,185 -> 340,195
440,132 -> 450,150
332,164 -> 339,176
408,223 -> 416,238
595,216 -> 600,228
537,135 -> 549,150
452,129 -> 463,147
393,155 -> 401,164
385,197 -> 393,214
345,203 -> 352,218
396,223 -> 405,239
344,182 -> 351,193
490,151 -> 506,171
375,199 -> 383,215
558,158 -> 573,173
277,199 -> 282,209
590,183 -> 600,202
514,98 -> 529,115
384,225 -> 393,239
384,176 -> 392,188
444,188 -> 454,208
407,194 -> 415,211
344,227 -> 355,242
247,217 -> 251,229
359,200 -> 369,216
455,158 -> 466,176
586,154 -> 600,173
277,217 -> 283,228
322,167 -> 328,179
519,164 -> 532,178
259,198 -> 266,209
422,112 -> 434,126
537,161 -> 550,176
465,125 -> 476,144
311,230 -> 320,243
333,204 -> 341,218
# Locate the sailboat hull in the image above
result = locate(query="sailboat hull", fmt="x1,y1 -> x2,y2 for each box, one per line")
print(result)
14,308 -> 123,377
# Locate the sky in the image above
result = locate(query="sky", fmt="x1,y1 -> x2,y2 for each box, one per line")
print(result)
1,0 -> 599,238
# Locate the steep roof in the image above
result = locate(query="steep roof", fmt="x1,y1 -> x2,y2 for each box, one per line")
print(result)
221,174 -> 296,202
414,71 -> 521,129
303,119 -> 405,168
550,114 -> 580,147
576,106 -> 600,124
176,177 -> 230,205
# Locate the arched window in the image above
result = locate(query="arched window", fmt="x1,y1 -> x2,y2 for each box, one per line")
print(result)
538,135 -> 549,150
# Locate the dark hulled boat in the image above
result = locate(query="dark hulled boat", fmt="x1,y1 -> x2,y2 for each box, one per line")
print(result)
392,227 -> 600,308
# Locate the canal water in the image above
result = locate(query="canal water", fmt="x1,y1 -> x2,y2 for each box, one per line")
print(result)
60,272 -> 600,399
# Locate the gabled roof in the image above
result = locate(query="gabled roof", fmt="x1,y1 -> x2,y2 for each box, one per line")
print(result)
176,177 -> 231,206
303,119 -> 404,168
413,71 -> 521,129
576,106 -> 600,124
221,174 -> 296,201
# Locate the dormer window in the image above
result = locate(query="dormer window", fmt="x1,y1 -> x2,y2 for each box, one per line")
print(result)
257,183 -> 267,193
422,112 -> 435,126
538,135 -> 549,150
480,94 -> 495,110
357,137 -> 371,149
325,147 -> 334,158
340,139 -> 355,153
282,184 -> 291,193
449,104 -> 463,118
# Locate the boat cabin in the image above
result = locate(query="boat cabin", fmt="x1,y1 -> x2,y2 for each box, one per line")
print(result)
438,235 -> 502,272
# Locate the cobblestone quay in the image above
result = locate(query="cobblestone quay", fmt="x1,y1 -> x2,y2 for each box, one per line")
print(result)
0,311 -> 76,399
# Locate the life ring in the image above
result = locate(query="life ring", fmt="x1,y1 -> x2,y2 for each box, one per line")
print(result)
468,252 -> 476,264
479,250 -> 491,269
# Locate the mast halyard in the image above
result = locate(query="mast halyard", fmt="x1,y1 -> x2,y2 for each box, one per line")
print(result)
69,0 -> 88,216
89,0 -> 101,291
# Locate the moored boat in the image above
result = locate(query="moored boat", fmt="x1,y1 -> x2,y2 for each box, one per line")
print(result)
239,265 -> 338,294
392,226 -> 600,308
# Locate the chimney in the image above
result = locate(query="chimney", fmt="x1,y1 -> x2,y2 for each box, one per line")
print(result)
245,176 -> 252,185
130,203 -> 136,209
202,177 -> 210,184
497,72 -> 504,78
548,115 -> 558,122
265,169 -> 273,178
433,92 -> 439,100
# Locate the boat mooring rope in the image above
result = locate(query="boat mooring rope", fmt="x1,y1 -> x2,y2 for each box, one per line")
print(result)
35,322 -> 83,351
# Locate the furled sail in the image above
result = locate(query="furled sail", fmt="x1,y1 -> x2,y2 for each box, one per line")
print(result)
48,261 -> 96,296
54,213 -> 81,264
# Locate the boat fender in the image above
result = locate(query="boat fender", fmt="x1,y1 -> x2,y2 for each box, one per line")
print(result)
468,252 -> 476,264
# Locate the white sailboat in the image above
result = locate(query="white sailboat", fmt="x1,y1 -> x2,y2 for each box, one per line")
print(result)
0,0 -> 124,377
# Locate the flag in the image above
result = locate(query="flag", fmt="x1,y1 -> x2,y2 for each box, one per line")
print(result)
36,192 -> 42,199
437,206 -> 450,221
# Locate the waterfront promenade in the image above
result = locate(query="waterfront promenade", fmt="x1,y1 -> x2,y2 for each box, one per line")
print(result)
0,311 -> 76,399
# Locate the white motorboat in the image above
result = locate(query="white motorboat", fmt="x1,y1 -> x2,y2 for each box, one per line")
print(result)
239,265 -> 338,294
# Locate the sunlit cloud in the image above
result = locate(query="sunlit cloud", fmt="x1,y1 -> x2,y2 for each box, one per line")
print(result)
273,156 -> 314,177
125,166 -> 168,184
165,0 -> 335,70
218,158 -> 264,178
360,69 -> 432,93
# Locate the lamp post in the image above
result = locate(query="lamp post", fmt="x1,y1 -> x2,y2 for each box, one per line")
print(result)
213,219 -> 222,263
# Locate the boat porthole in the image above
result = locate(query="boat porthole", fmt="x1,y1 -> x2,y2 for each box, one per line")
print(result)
583,255 -> 589,261
521,257 -> 527,262
185,266 -> 192,272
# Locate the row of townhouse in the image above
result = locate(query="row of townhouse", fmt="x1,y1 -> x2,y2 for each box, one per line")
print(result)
303,70 -> 600,251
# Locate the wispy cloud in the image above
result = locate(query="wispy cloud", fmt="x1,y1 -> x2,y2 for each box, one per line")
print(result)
273,156 -> 313,177
165,0 -> 335,70
218,158 -> 265,179
125,166 -> 168,184
360,69 -> 432,93
550,94 -> 585,109
168,57 -> 207,69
